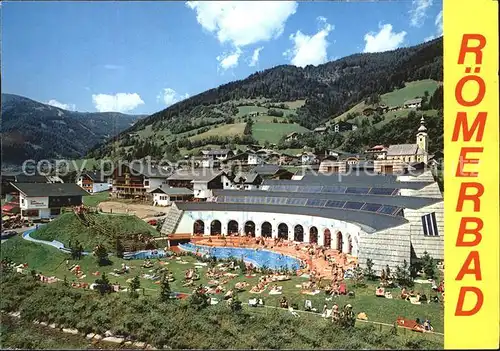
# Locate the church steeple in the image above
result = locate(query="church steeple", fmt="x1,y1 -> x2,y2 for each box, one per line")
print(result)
416,115 -> 428,163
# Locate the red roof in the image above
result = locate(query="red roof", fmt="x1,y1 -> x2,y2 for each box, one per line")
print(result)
2,203 -> 20,213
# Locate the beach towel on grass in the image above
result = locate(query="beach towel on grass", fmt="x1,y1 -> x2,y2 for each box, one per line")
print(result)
301,290 -> 321,295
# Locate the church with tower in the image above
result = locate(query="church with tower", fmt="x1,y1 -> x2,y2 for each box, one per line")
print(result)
373,116 -> 430,174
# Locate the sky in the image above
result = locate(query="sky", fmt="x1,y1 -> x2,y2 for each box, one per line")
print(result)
2,1 -> 443,115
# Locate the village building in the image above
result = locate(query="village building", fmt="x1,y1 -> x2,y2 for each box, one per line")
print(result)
332,121 -> 357,133
1,173 -> 60,196
313,126 -> 328,135
76,171 -> 112,193
284,131 -> 299,141
403,98 -> 423,109
233,172 -> 263,190
299,151 -> 317,165
111,162 -> 173,199
148,187 -> 194,206
373,116 -> 429,174
10,182 -> 88,220
201,149 -> 234,161
166,169 -> 233,199
161,169 -> 444,273
250,165 -> 293,180
278,153 -> 300,166
365,145 -> 388,159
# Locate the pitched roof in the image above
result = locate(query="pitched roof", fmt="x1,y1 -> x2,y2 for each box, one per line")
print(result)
13,174 -> 49,183
201,149 -> 232,156
212,189 -> 441,209
263,174 -> 433,190
251,164 -> 281,175
148,187 -> 193,195
313,126 -> 328,132
168,169 -> 224,182
175,202 -> 407,233
82,171 -> 107,182
404,98 -> 423,105
234,172 -> 260,184
386,144 -> 419,156
11,183 -> 89,197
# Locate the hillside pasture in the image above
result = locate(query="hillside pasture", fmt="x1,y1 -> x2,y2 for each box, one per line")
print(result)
189,123 -> 246,141
381,79 -> 438,107
252,123 -> 310,144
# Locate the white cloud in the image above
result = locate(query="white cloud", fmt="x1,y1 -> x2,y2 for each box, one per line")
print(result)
363,24 -> 407,53
47,99 -> 76,111
92,93 -> 144,113
249,47 -> 264,67
156,88 -> 190,107
284,17 -> 333,68
186,1 -> 297,69
409,0 -> 433,27
423,10 -> 443,42
216,48 -> 242,70
186,1 -> 297,46
435,10 -> 443,36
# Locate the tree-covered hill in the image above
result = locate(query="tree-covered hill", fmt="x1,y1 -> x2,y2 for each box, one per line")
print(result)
88,38 -> 442,160
1,94 -> 145,164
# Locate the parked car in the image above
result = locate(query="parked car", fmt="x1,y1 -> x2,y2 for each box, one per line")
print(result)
148,219 -> 158,226
1,230 -> 17,240
154,212 -> 166,217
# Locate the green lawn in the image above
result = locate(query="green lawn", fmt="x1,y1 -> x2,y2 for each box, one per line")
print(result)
381,80 -> 439,107
1,237 -> 444,335
67,158 -> 100,172
236,106 -> 269,117
252,123 -> 310,144
30,212 -> 159,251
83,191 -> 110,207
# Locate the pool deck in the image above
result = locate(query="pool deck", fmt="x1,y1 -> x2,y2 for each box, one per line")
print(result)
189,236 -> 357,278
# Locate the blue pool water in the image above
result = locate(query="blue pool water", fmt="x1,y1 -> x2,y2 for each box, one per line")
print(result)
179,243 -> 300,270
123,249 -> 169,260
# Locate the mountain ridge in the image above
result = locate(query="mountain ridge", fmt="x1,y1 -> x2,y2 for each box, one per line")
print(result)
1,93 -> 145,165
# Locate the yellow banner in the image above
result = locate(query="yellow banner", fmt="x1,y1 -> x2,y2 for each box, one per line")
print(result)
444,0 -> 500,349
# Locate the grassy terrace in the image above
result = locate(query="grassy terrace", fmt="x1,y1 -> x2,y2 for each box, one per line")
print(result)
252,122 -> 310,144
1,236 -> 444,335
30,212 -> 159,251
83,191 -> 110,207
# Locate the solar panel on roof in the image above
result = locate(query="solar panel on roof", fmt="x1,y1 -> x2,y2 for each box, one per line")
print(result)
361,203 -> 382,212
344,201 -> 364,210
379,205 -> 398,215
278,197 -> 288,204
368,188 -> 396,195
325,200 -> 346,208
345,187 -> 370,194
322,186 -> 347,194
301,186 -> 322,193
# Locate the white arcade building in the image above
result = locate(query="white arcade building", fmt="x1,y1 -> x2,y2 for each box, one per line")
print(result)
161,170 -> 444,272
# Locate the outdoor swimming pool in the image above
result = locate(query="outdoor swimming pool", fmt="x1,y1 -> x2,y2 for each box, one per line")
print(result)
179,243 -> 300,270
123,249 -> 170,260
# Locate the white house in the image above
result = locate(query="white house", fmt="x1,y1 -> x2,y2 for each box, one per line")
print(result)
77,171 -> 112,193
201,149 -> 234,161
403,98 -> 423,109
247,151 -> 265,165
149,187 -> 194,206
167,169 -> 234,199
12,183 -> 88,220
300,152 -> 317,165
